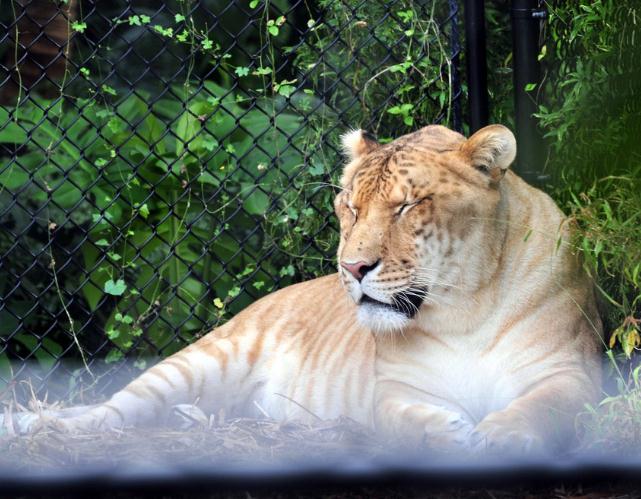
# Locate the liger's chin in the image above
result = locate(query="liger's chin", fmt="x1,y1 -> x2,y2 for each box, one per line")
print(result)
356,303 -> 410,335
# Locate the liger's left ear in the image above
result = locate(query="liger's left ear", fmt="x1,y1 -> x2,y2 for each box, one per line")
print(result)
460,125 -> 516,181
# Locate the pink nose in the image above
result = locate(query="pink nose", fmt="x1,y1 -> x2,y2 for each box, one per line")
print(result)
340,260 -> 377,281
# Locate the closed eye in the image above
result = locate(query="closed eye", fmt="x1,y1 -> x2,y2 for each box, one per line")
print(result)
396,195 -> 433,217
397,202 -> 417,216
347,202 -> 358,219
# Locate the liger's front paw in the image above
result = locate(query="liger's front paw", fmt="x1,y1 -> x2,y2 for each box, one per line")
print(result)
470,415 -> 544,456
423,412 -> 475,452
22,414 -> 71,434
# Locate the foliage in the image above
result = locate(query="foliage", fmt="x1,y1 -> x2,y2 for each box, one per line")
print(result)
295,0 -> 458,140
536,0 -> 641,356
579,360 -> 641,454
483,1 -> 513,128
0,79 -> 314,369
532,0 -> 641,442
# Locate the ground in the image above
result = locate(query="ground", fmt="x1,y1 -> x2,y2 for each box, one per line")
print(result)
1,414 -> 641,498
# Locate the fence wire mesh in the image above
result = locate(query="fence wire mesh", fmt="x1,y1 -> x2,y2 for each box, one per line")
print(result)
0,0 -> 463,400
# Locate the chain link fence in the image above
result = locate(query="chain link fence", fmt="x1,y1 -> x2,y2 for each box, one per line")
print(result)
0,0 -> 464,401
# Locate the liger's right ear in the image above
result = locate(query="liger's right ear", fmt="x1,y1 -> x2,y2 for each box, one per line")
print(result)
341,129 -> 379,161
460,125 -> 516,182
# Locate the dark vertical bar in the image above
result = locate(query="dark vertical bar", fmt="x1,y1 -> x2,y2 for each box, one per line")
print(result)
511,0 -> 547,183
464,0 -> 489,133
449,0 -> 462,133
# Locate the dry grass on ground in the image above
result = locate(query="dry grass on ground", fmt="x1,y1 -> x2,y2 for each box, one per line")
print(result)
0,414 -> 385,472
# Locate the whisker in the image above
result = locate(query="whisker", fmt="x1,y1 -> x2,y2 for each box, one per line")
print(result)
405,289 -> 446,305
411,279 -> 463,290
393,294 -> 418,316
391,295 -> 410,315
411,277 -> 467,292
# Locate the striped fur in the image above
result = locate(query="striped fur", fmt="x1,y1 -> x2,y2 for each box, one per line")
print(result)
35,125 -> 601,454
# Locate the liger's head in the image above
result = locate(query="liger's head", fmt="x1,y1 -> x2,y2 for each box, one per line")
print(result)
335,124 -> 517,334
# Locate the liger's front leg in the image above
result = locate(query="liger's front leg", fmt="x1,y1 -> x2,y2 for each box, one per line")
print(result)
375,380 -> 474,451
470,369 -> 598,455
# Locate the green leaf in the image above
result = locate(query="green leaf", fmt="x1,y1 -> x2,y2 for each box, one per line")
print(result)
153,25 -> 174,37
72,21 -> 87,33
0,121 -> 27,143
104,279 -> 127,296
537,44 -> 547,61
107,328 -> 121,340
105,348 -> 124,364
279,265 -> 295,277
242,184 -> 269,215
0,166 -> 29,189
176,30 -> 189,42
276,84 -> 295,98
252,66 -> 272,76
197,171 -> 219,186
201,135 -> 219,152
308,162 -> 324,176
524,83 -> 537,92
101,84 -> 117,96
138,203 -> 150,219
234,66 -> 250,77
52,182 -> 83,209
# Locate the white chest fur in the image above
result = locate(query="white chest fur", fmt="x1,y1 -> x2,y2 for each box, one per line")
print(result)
375,315 -> 530,425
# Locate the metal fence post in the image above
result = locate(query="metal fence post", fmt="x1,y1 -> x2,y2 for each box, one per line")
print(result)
511,0 -> 547,184
464,0 -> 489,133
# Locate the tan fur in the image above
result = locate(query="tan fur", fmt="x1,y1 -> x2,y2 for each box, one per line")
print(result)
36,125 -> 601,455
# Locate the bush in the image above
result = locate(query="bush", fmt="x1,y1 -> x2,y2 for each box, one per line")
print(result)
0,81 -> 310,367
537,0 -> 641,356
533,0 -> 641,447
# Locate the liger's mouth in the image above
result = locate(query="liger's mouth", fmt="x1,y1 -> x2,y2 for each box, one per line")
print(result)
359,288 -> 427,318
